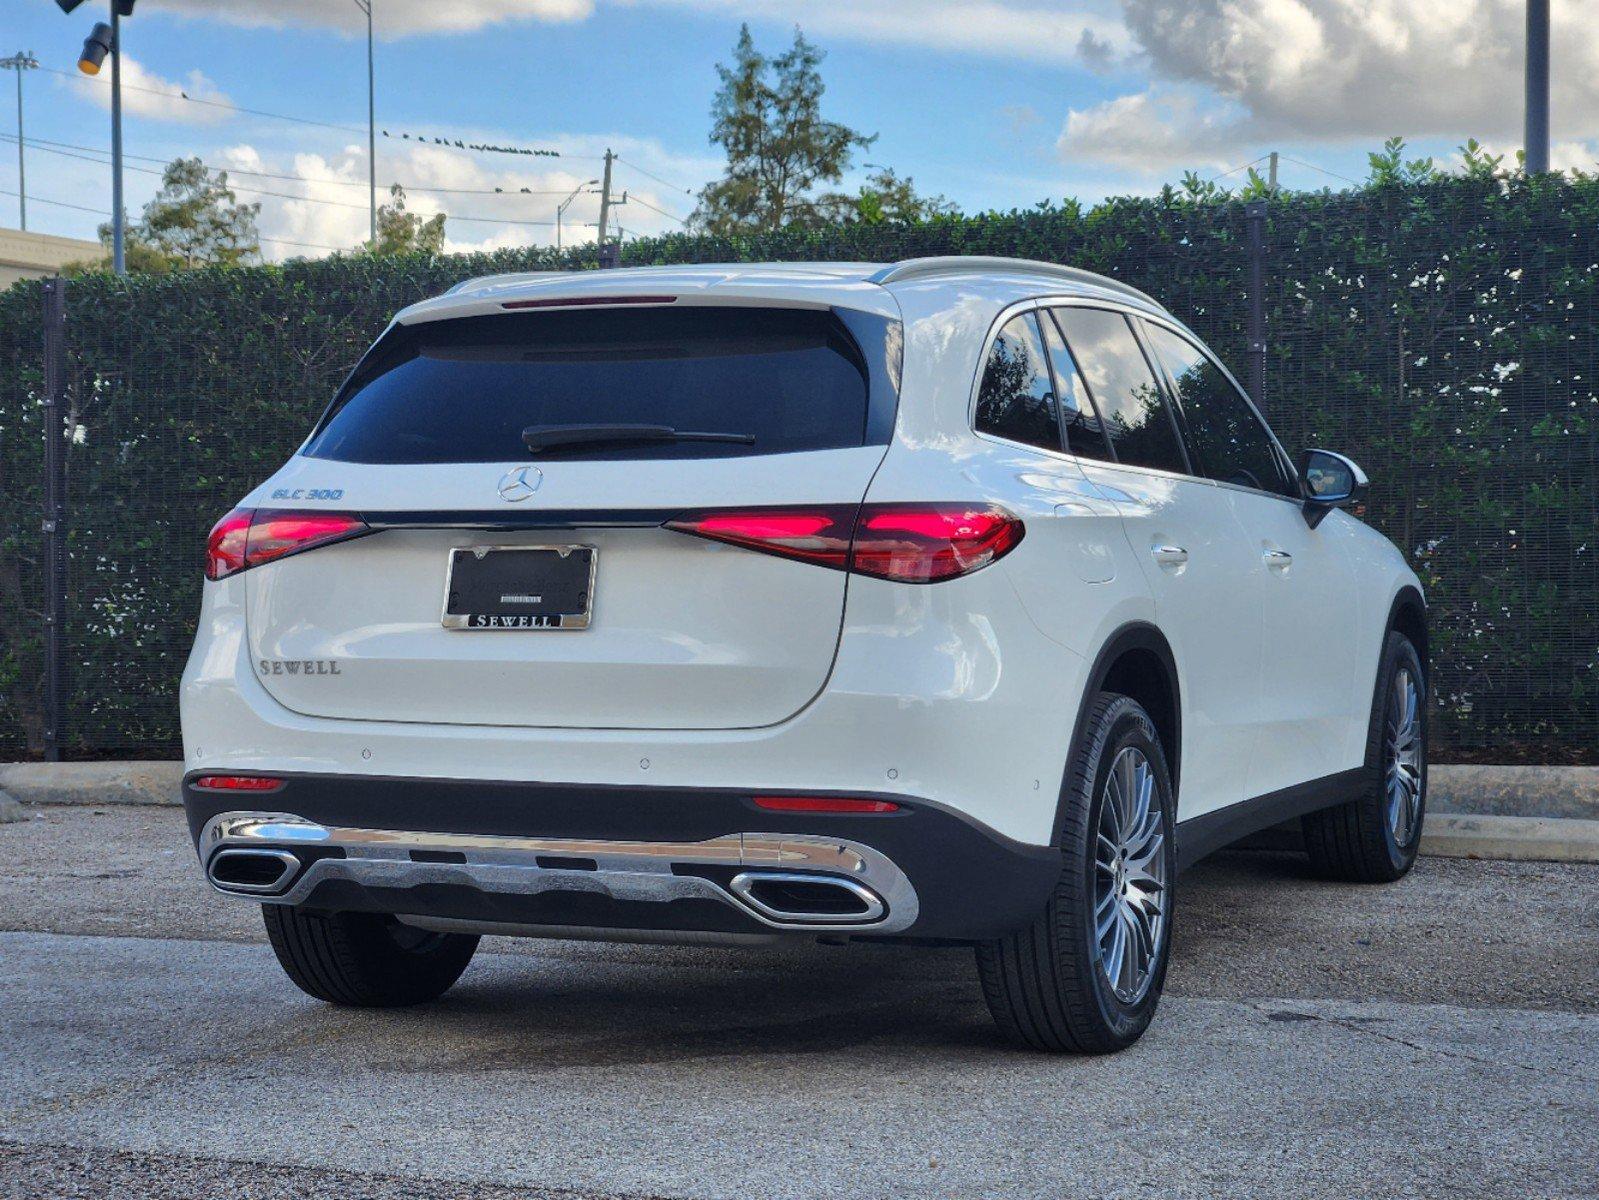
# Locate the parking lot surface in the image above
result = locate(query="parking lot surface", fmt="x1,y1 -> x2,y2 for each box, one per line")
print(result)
2,804 -> 1595,1199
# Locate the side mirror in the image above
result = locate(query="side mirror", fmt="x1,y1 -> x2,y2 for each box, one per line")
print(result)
1298,449 -> 1368,529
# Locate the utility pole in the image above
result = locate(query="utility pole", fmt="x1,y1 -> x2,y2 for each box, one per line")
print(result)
1267,150 -> 1279,193
596,148 -> 615,248
0,52 -> 39,229
354,0 -> 375,244
1525,0 -> 1550,173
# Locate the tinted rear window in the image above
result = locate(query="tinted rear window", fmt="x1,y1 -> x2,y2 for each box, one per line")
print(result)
305,306 -> 875,463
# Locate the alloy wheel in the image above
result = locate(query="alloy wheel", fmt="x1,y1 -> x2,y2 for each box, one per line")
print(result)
1094,746 -> 1168,1004
1385,667 -> 1423,845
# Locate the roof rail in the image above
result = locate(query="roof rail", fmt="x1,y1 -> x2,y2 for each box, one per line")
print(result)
866,256 -> 1162,309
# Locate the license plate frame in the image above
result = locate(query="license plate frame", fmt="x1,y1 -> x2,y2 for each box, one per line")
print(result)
441,545 -> 597,631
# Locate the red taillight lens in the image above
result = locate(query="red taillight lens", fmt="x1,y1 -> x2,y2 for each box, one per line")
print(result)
192,774 -> 285,791
665,507 -> 854,570
752,795 -> 900,814
205,508 -> 253,581
851,504 -> 1024,583
204,508 -> 368,581
666,503 -> 1023,584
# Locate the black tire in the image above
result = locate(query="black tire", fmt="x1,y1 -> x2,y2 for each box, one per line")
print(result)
976,693 -> 1177,1054
261,905 -> 479,1007
1302,631 -> 1427,883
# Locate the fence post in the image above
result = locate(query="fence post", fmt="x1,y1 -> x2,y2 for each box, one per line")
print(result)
39,277 -> 66,762
1244,199 -> 1268,410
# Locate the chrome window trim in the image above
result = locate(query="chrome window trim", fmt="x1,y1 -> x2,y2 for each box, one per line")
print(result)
967,296 -> 1222,492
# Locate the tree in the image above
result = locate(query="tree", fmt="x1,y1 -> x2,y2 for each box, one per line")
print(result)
813,166 -> 957,226
693,25 -> 876,235
68,156 -> 260,273
366,183 -> 446,255
136,156 -> 260,268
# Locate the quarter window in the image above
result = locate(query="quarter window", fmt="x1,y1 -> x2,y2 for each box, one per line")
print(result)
975,314 -> 1061,452
1040,310 -> 1114,462
1052,307 -> 1188,475
1144,324 -> 1293,497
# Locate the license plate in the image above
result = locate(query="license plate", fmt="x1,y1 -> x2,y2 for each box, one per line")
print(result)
442,546 -> 596,630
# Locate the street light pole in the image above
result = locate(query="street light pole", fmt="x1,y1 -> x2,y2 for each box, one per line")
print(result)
354,0 -> 375,244
110,3 -> 123,272
1525,0 -> 1550,174
556,179 -> 598,251
0,52 -> 38,230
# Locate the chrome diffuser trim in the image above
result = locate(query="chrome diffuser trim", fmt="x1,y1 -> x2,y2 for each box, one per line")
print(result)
199,811 -> 919,934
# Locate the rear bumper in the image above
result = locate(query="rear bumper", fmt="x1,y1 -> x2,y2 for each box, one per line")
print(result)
183,774 -> 1062,943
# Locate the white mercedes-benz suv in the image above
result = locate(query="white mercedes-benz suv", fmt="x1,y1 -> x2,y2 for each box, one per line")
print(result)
181,257 -> 1427,1053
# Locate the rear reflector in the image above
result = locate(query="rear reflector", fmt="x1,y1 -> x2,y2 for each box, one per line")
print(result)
192,775 -> 285,792
666,503 -> 1023,584
752,795 -> 900,814
205,509 -> 369,581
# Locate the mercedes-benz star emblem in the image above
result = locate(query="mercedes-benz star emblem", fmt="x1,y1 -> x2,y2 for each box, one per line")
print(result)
497,465 -> 543,502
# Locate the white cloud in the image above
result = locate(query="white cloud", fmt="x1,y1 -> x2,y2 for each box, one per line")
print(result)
627,0 -> 1132,67
148,0 -> 594,36
150,0 -> 1129,65
69,55 -> 234,125
1063,0 -> 1599,170
236,134 -> 708,262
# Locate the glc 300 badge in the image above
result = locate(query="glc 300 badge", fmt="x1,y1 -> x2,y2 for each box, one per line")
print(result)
498,465 -> 542,502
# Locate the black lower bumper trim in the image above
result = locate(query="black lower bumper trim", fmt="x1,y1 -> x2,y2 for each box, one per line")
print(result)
183,772 -> 1063,942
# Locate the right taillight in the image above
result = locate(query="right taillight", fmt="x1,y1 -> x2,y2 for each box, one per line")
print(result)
205,508 -> 369,581
666,503 -> 1023,584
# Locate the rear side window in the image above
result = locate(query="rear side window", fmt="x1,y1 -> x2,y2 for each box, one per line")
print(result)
974,313 -> 1061,452
305,307 -> 874,463
1052,307 -> 1188,476
1143,323 -> 1294,497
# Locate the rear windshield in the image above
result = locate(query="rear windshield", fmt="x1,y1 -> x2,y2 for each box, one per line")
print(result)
304,306 -> 876,463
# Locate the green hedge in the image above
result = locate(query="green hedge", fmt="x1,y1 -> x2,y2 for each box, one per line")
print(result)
0,175 -> 1594,760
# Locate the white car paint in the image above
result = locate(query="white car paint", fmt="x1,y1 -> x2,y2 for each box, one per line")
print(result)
181,257 -> 1421,847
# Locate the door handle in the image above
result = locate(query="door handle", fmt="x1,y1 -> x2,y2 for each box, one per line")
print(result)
1151,545 -> 1189,566
1263,548 -> 1293,569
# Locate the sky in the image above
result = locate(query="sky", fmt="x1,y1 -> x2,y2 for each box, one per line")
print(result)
1,0 -> 1595,261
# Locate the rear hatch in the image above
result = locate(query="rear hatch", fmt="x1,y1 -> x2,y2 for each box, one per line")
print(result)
242,301 -> 899,730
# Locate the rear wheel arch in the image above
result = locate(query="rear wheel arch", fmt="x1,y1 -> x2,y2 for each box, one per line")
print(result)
1052,622 -> 1181,847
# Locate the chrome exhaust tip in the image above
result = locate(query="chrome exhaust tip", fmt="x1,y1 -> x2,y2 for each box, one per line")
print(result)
728,871 -> 886,925
208,848 -> 300,895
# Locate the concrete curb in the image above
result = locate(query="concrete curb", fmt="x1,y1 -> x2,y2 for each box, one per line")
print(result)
1429,765 -> 1599,821
0,761 -> 182,808
1420,814 -> 1599,864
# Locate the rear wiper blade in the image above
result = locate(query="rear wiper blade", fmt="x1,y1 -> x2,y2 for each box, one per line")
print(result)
522,423 -> 756,455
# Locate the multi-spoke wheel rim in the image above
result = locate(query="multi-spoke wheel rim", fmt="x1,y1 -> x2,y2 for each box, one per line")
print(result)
1094,747 -> 1168,1005
1386,667 -> 1423,845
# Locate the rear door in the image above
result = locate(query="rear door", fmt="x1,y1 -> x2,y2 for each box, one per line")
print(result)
243,302 -> 898,731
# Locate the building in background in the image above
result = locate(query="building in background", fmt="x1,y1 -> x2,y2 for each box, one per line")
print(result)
0,227 -> 99,289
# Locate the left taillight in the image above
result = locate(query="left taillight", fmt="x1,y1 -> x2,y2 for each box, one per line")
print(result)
666,503 -> 1024,584
205,508 -> 368,581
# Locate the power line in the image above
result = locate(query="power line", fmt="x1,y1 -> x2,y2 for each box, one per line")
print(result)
42,64 -> 366,134
615,155 -> 693,196
1277,154 -> 1362,187
0,132 -> 578,196
1205,155 -> 1268,184
628,193 -> 688,225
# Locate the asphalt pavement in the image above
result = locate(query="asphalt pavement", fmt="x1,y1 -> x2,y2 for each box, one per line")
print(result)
1,804 -> 1595,1199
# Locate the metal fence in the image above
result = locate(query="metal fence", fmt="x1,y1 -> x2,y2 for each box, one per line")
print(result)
0,177 -> 1594,761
